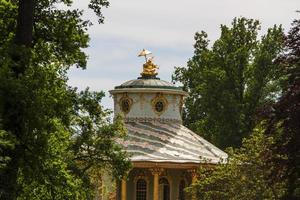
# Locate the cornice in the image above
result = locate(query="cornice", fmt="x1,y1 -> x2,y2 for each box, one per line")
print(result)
123,117 -> 182,124
109,88 -> 188,96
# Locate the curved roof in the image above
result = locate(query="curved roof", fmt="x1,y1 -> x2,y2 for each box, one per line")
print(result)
117,121 -> 228,164
115,78 -> 183,90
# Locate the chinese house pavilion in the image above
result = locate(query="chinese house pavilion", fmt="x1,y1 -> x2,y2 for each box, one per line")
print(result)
108,50 -> 227,200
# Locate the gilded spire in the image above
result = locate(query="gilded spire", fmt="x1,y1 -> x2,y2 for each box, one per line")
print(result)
138,49 -> 159,78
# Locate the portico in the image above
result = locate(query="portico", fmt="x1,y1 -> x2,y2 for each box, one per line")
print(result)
119,162 -> 201,200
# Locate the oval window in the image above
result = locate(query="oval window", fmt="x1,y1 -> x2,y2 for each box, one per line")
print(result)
155,101 -> 164,113
121,99 -> 130,113
119,95 -> 132,114
151,94 -> 168,115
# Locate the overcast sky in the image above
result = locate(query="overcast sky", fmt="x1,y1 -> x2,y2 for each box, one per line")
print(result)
67,0 -> 299,109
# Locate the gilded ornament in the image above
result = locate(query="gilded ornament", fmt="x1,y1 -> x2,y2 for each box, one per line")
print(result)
119,93 -> 133,114
138,49 -> 159,77
149,168 -> 164,176
151,93 -> 168,116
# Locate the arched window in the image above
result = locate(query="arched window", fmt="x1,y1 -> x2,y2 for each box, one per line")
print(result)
178,180 -> 186,200
159,178 -> 170,200
136,179 -> 147,200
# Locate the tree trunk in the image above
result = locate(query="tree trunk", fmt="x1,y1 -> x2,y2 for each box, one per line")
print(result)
1,0 -> 35,199
15,0 -> 34,47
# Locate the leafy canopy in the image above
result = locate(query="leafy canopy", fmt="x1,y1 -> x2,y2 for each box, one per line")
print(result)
186,15 -> 300,200
173,17 -> 285,148
263,14 -> 300,199
0,0 -> 131,199
187,125 -> 286,200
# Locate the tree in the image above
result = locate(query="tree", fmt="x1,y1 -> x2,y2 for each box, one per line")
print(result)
187,125 -> 286,200
264,13 -> 300,199
173,18 -> 285,148
186,15 -> 300,200
0,0 -> 131,199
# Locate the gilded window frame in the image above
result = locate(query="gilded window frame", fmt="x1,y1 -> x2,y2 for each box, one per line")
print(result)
151,93 -> 168,116
118,93 -> 133,114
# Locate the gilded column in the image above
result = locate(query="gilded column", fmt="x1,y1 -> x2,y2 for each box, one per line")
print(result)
121,179 -> 127,200
188,168 -> 198,200
150,168 -> 164,200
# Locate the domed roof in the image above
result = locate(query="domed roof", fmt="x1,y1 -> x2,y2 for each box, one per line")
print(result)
118,121 -> 228,164
115,78 -> 182,90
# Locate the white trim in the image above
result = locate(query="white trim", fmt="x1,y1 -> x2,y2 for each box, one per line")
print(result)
109,88 -> 188,96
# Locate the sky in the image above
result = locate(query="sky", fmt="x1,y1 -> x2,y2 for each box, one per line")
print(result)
67,0 -> 300,110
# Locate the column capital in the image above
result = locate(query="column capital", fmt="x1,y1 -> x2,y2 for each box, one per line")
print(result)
187,168 -> 198,200
149,167 -> 164,176
187,168 -> 198,180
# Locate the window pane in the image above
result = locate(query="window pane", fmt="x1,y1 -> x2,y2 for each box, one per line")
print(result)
155,101 -> 164,112
159,178 -> 170,200
136,179 -> 147,200
178,180 -> 186,200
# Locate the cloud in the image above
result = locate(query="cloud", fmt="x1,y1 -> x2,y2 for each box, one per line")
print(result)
81,0 -> 299,45
68,0 -> 300,109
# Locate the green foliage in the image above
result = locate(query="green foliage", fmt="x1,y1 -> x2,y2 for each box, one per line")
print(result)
0,130 -> 16,170
72,90 -> 130,180
187,126 -> 286,200
264,14 -> 300,199
89,0 -> 110,24
186,15 -> 300,200
0,0 -> 131,199
17,119 -> 90,200
173,17 -> 285,148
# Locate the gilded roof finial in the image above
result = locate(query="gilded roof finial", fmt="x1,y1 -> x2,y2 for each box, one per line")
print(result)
138,49 -> 159,78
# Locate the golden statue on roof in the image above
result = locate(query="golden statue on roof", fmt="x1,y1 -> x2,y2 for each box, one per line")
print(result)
138,49 -> 158,77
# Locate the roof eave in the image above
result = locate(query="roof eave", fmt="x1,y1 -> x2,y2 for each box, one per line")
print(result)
109,88 -> 188,96
132,161 -> 220,169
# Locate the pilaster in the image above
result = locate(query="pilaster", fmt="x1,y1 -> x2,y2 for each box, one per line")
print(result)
121,179 -> 127,200
150,168 -> 164,200
187,168 -> 198,200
